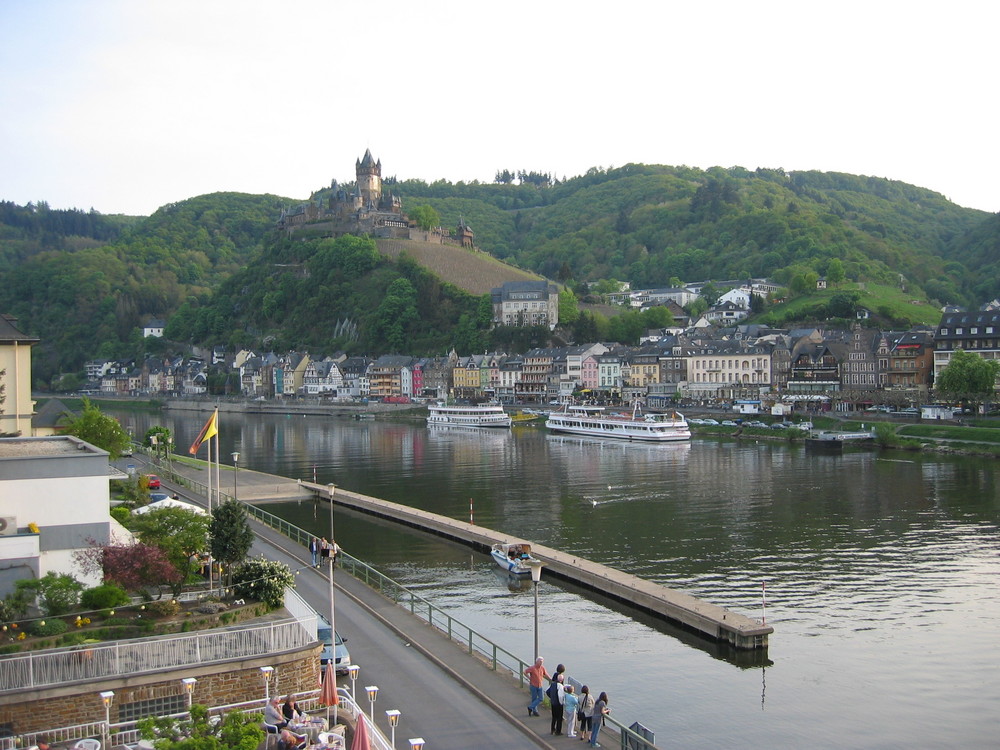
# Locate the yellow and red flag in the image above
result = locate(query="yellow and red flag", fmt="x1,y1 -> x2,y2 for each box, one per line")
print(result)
188,409 -> 218,455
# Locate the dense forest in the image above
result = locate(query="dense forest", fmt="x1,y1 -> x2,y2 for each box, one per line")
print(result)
1,164 -> 998,387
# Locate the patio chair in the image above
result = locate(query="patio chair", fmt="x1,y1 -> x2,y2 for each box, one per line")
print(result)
72,740 -> 101,750
262,721 -> 280,749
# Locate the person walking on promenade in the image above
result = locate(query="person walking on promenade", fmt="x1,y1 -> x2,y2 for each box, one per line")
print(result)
577,685 -> 595,741
563,683 -> 579,737
588,691 -> 610,747
524,656 -> 549,716
310,537 -> 319,567
547,671 -> 565,735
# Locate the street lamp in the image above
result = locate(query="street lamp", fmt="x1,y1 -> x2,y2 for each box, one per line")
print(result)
260,666 -> 274,700
528,560 -> 545,661
327,483 -> 338,725
408,739 -> 425,750
347,664 -> 360,702
366,685 -> 378,719
231,452 -> 240,500
385,710 -> 401,750
181,677 -> 197,708
99,691 -> 114,747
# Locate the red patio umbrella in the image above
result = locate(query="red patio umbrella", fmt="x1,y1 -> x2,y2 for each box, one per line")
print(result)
350,713 -> 371,750
320,662 -> 339,724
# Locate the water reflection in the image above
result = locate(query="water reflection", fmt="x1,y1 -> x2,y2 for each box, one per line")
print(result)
110,408 -> 1000,749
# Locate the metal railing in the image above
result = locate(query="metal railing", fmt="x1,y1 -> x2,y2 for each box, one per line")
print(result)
161,463 -> 657,749
0,618 -> 313,693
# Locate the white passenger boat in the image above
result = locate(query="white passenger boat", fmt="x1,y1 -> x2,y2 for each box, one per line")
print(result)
427,402 -> 512,428
545,402 -> 690,442
491,542 -> 541,576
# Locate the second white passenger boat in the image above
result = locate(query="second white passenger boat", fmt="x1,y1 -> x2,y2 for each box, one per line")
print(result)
545,403 -> 691,442
427,402 -> 513,428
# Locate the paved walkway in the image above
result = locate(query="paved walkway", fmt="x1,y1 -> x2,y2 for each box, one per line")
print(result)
134,454 -> 595,750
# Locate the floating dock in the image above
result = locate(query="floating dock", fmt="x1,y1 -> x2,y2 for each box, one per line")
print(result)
301,481 -> 771,650
805,430 -> 876,452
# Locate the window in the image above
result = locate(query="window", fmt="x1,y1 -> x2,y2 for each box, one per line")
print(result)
120,694 -> 187,722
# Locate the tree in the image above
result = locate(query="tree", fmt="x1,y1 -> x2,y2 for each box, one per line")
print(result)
558,288 -> 580,326
74,541 -> 182,596
371,278 -> 419,351
935,349 -> 1000,411
128,506 -> 210,595
144,425 -> 173,460
210,500 -> 254,586
15,571 -> 84,616
62,397 -> 131,458
139,703 -> 263,750
409,204 -> 441,231
826,258 -> 846,285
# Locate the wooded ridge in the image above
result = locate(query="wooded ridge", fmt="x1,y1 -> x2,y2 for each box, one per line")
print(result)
1,163 -> 997,386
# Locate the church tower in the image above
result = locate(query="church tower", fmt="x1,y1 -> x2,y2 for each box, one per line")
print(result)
355,149 -> 382,208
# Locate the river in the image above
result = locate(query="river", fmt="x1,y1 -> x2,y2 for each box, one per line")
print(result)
113,409 -> 1000,749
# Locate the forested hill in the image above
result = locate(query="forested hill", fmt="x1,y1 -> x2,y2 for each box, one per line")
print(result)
0,192 -> 289,381
2,164 -> 998,387
393,165 -> 994,305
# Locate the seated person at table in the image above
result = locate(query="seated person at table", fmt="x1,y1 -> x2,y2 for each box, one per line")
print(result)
265,696 -> 290,730
278,727 -> 307,750
282,695 -> 305,723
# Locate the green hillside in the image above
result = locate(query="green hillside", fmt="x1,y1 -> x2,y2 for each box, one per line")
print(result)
2,163 -> 997,386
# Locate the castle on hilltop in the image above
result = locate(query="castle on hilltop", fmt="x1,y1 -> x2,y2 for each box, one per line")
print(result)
277,149 -> 475,248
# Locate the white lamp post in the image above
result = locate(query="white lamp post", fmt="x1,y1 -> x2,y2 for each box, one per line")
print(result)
231,452 -> 240,500
347,664 -> 360,702
366,685 -> 379,720
327,483 -> 338,724
385,709 -> 401,750
528,560 -> 545,661
99,691 -> 114,747
260,666 -> 274,700
181,677 -> 197,708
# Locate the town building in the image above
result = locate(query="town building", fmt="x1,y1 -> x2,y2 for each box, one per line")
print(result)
491,280 -> 560,329
0,315 -> 38,437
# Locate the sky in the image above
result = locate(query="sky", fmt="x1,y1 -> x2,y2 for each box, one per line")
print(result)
2,0 -> 998,217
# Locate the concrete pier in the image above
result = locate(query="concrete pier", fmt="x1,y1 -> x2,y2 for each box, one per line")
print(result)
302,481 -> 772,650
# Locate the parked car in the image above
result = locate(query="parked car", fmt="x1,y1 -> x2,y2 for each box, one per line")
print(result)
318,615 -> 351,674
149,492 -> 169,502
721,420 -> 738,426
145,474 -> 161,489
769,422 -> 788,430
701,418 -> 719,425
794,422 -> 814,431
746,421 -> 768,428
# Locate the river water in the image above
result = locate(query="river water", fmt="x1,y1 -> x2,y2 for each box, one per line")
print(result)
115,409 -> 1000,749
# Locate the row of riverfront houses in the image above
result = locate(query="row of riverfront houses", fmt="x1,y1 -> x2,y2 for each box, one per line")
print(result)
83,309 -> 1000,408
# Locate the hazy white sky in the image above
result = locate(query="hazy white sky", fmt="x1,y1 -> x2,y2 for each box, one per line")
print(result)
2,0 -> 997,216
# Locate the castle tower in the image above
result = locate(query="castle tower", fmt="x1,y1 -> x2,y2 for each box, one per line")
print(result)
356,149 -> 382,208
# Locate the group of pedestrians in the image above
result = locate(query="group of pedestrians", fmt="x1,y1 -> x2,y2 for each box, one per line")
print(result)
310,536 -> 339,567
524,656 -> 610,747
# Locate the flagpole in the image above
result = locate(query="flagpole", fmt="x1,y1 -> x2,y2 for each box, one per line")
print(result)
207,432 -> 213,594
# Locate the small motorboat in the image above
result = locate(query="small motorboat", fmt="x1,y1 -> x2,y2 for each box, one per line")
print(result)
491,542 -> 541,576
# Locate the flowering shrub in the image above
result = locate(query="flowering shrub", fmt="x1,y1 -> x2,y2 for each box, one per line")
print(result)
231,556 -> 294,609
